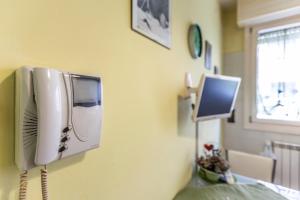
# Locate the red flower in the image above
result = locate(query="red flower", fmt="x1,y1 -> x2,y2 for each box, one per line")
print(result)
204,144 -> 214,151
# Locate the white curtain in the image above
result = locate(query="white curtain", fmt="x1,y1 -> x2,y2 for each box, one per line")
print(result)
256,26 -> 300,120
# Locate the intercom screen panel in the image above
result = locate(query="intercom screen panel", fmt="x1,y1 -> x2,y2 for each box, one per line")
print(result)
193,74 -> 241,121
71,75 -> 101,107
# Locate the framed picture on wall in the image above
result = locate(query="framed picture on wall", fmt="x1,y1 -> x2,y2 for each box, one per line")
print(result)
205,41 -> 212,70
132,0 -> 171,48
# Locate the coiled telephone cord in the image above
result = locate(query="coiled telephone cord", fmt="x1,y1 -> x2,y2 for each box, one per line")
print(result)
18,171 -> 28,200
41,166 -> 49,200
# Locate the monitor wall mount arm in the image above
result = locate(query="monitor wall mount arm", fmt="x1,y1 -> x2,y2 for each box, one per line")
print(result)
181,72 -> 198,99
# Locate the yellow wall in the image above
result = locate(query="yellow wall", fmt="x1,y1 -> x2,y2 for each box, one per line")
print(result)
223,8 -> 244,53
0,0 -> 222,199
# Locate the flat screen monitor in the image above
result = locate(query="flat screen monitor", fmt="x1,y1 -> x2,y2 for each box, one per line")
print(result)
192,74 -> 241,122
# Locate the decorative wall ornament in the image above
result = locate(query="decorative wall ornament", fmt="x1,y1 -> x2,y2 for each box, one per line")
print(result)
188,24 -> 203,59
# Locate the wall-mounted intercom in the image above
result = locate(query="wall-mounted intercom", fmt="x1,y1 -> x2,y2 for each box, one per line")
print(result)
15,67 -> 103,199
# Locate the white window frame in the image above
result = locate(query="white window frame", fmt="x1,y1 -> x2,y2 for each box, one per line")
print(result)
244,15 -> 300,135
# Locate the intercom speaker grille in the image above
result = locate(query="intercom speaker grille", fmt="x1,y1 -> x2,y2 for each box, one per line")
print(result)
22,108 -> 37,149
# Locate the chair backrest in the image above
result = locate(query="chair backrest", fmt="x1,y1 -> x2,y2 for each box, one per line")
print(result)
226,150 -> 276,183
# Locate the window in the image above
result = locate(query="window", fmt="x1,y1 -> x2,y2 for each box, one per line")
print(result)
245,16 -> 300,134
257,25 -> 300,121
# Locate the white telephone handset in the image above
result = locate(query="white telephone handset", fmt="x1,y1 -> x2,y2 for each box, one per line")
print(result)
15,66 -> 103,200
33,68 -> 62,165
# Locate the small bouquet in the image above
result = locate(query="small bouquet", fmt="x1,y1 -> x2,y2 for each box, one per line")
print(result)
197,144 -> 234,184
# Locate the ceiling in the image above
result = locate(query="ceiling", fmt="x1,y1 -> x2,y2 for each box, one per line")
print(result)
219,0 -> 237,10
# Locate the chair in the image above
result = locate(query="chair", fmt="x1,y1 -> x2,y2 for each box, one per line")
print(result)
226,150 -> 276,183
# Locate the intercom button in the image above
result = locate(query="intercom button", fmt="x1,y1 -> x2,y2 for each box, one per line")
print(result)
59,145 -> 68,152
61,135 -> 70,143
62,127 -> 72,133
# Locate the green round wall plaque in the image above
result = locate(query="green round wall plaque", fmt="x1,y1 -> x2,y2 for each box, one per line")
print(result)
188,24 -> 203,59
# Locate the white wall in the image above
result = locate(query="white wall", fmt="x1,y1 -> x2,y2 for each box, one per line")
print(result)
238,0 -> 300,26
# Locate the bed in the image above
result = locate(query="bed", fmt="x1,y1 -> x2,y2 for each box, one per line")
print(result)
174,174 -> 300,200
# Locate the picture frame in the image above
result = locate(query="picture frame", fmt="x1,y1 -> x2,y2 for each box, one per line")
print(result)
131,0 -> 171,48
205,41 -> 212,70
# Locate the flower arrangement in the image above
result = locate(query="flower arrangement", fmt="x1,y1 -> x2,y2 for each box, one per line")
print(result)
197,144 -> 230,174
197,144 -> 233,183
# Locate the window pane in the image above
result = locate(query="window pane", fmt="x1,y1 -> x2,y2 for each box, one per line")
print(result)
256,25 -> 300,121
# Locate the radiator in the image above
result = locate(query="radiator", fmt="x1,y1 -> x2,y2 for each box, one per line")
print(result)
272,141 -> 300,190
